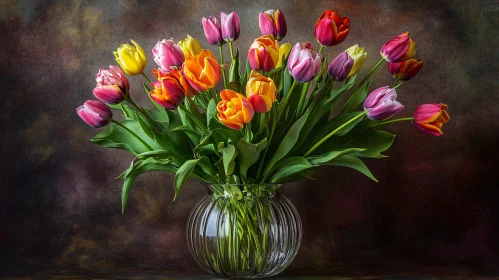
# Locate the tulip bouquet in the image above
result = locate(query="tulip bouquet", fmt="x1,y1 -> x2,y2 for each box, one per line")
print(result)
77,8 -> 449,276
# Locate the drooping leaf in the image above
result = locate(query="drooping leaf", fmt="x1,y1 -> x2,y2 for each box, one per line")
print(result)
324,155 -> 378,182
218,143 -> 237,176
262,156 -> 310,182
174,159 -> 200,200
236,137 -> 267,179
340,129 -> 395,157
307,148 -> 366,165
270,163 -> 315,183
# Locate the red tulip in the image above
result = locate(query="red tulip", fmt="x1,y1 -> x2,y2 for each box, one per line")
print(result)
387,58 -> 423,81
314,10 -> 350,47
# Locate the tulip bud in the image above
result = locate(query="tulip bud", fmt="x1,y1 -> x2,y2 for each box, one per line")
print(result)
258,9 -> 287,41
276,43 -> 291,68
152,38 -> 185,72
246,71 -> 277,113
178,34 -> 203,58
380,32 -> 417,63
388,58 -> 423,81
287,42 -> 322,83
184,49 -> 222,91
315,10 -> 350,47
248,35 -> 280,72
217,89 -> 254,130
413,103 -> 450,136
344,44 -> 367,78
202,16 -> 224,46
113,40 -> 147,76
364,86 -> 404,120
328,52 -> 353,81
149,70 -> 186,110
76,100 -> 112,128
93,65 -> 129,104
221,12 -> 240,42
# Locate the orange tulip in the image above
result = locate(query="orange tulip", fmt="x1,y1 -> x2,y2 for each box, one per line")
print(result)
246,71 -> 277,113
217,89 -> 254,130
149,69 -> 189,110
183,49 -> 222,91
413,103 -> 450,136
153,68 -> 197,97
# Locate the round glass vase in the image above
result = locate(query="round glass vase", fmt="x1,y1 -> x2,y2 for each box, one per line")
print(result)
186,184 -> 302,278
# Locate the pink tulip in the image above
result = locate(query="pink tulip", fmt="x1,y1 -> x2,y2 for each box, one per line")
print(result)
328,52 -> 353,81
364,86 -> 404,120
287,42 -> 322,83
76,100 -> 112,128
93,65 -> 128,104
221,12 -> 240,42
380,32 -> 417,63
202,16 -> 224,46
258,9 -> 287,41
413,103 -> 450,136
152,39 -> 185,71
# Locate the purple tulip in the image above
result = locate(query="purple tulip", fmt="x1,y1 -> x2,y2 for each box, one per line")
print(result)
152,39 -> 185,71
76,100 -> 113,128
328,52 -> 354,81
93,65 -> 129,104
364,86 -> 404,120
220,11 -> 240,42
287,42 -> 322,83
202,16 -> 224,46
259,9 -> 287,41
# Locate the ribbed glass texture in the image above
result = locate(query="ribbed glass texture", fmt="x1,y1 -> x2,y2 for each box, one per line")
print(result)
186,184 -> 302,278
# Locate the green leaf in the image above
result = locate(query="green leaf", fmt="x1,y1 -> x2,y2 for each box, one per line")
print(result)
228,81 -> 241,92
268,67 -> 284,92
343,79 -> 372,113
143,84 -> 170,123
327,111 -> 366,137
236,137 -> 267,179
325,155 -> 378,182
174,159 -> 200,200
229,48 -> 241,83
264,112 -> 309,174
218,143 -> 237,176
270,163 -> 315,183
171,125 -> 202,140
341,129 -> 395,157
307,148 -> 366,165
262,156 -> 309,182
137,149 -> 175,159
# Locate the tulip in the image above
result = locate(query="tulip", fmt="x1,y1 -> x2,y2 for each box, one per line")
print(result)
380,32 -> 417,63
328,52 -> 353,81
413,103 -> 450,136
246,71 -> 277,113
221,12 -> 240,42
183,49 -> 222,91
248,35 -> 280,72
364,86 -> 404,120
149,70 -> 186,110
76,100 -> 112,128
152,38 -> 185,71
315,10 -> 350,47
178,34 -> 203,58
217,89 -> 254,130
344,44 -> 367,78
202,16 -> 224,46
276,43 -> 291,68
93,65 -> 129,104
153,68 -> 197,97
388,58 -> 423,81
287,42 -> 322,83
258,9 -> 287,41
113,40 -> 147,76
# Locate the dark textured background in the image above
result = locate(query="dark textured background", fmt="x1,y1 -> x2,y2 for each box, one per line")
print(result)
1,0 -> 499,278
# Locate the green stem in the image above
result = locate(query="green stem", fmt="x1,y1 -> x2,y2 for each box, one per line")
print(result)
219,46 -> 228,88
393,78 -> 399,88
256,111 -> 276,181
178,104 -> 209,134
342,58 -> 385,111
393,81 -> 403,89
276,80 -> 298,121
296,82 -> 310,117
376,117 -> 413,126
304,111 -> 367,157
126,97 -> 163,132
141,72 -> 152,84
111,120 -> 153,150
319,45 -> 324,54
228,41 -> 234,60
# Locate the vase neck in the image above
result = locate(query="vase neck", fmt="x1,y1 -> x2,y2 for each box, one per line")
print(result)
208,184 -> 280,200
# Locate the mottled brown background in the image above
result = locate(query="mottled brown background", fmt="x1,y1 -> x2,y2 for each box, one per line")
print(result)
1,0 -> 499,278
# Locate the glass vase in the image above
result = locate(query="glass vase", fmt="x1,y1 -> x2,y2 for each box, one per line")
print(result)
186,184 -> 302,278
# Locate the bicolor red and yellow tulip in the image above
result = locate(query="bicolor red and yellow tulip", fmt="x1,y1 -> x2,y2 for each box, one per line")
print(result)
380,32 -> 416,63
246,71 -> 277,113
149,69 -> 188,110
217,89 -> 254,130
258,9 -> 287,41
315,10 -> 350,47
183,49 -> 222,91
153,68 -> 196,97
387,58 -> 423,81
413,103 -> 450,136
248,35 -> 279,72
113,40 -> 147,76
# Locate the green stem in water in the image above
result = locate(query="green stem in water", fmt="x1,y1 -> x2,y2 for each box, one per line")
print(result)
219,45 -> 228,88
178,104 -> 209,134
141,72 -> 152,84
276,80 -> 298,121
111,119 -> 153,150
304,111 -> 367,157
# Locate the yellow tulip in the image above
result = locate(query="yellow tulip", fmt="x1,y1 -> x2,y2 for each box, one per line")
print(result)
276,43 -> 291,68
178,34 -> 202,58
344,44 -> 367,78
113,40 -> 147,76
246,71 -> 277,113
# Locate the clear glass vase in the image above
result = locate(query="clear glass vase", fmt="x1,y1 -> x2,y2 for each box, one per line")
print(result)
186,184 -> 302,278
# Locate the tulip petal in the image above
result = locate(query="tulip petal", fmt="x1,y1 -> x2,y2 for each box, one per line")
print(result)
414,121 -> 443,136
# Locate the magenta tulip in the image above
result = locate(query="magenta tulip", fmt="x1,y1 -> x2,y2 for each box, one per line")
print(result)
364,86 -> 404,120
413,103 -> 450,136
287,42 -> 322,83
93,65 -> 129,104
380,32 -> 417,63
328,52 -> 354,81
152,39 -> 185,71
202,16 -> 224,46
259,9 -> 287,41
221,12 -> 240,42
76,100 -> 112,128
